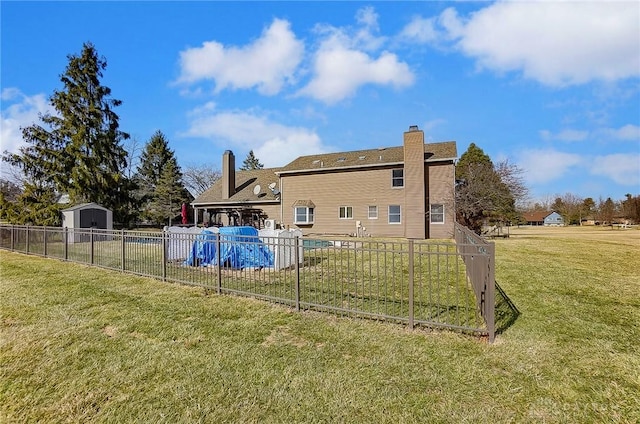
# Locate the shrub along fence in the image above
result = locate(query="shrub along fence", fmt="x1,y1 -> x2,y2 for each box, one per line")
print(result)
0,224 -> 495,341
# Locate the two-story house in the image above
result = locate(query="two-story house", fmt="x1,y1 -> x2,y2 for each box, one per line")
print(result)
192,126 -> 457,239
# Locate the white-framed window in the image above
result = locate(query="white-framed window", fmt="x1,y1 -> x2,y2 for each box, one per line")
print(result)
339,206 -> 353,219
388,205 -> 401,224
368,205 -> 378,219
430,204 -> 444,224
295,207 -> 314,224
392,169 -> 404,188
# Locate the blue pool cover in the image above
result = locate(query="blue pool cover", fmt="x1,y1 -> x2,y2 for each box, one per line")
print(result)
185,226 -> 273,269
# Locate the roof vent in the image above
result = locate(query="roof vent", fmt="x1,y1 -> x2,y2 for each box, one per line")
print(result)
358,155 -> 366,160
337,157 -> 346,162
408,125 -> 419,132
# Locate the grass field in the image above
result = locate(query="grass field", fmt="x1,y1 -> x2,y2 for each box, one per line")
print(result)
1,226 -> 639,422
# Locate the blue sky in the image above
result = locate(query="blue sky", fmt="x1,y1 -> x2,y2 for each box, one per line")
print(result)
1,1 -> 639,203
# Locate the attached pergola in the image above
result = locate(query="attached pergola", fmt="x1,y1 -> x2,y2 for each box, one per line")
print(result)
194,205 -> 269,229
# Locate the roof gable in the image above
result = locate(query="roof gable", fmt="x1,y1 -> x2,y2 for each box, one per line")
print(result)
522,211 -> 560,222
62,202 -> 110,212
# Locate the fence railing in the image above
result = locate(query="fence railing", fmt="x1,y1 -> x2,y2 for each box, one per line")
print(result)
0,224 -> 496,341
454,223 -> 496,342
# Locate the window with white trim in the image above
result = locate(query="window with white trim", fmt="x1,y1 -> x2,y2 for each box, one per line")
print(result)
388,205 -> 401,224
368,205 -> 378,219
339,206 -> 353,219
392,169 -> 404,188
430,204 -> 444,224
294,207 -> 314,224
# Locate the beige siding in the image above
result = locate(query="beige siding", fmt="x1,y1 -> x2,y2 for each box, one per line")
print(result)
280,161 -> 455,239
260,204 -> 281,222
428,163 -> 455,239
281,168 -> 407,237
404,130 -> 426,239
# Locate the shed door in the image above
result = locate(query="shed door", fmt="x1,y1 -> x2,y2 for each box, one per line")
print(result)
79,208 -> 107,228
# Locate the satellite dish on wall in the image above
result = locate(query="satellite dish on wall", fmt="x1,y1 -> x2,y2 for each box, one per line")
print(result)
268,182 -> 277,190
253,184 -> 261,195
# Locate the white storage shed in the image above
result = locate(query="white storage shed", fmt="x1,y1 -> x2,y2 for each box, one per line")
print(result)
61,203 -> 113,243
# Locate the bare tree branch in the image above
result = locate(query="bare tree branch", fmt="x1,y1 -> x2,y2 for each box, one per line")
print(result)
182,163 -> 221,197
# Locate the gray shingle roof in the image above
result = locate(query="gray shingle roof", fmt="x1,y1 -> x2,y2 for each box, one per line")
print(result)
192,141 -> 457,206
192,168 -> 281,206
277,141 -> 457,174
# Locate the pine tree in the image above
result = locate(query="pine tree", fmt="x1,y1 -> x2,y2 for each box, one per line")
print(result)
455,142 -> 493,180
2,42 -> 132,224
455,143 -> 525,233
150,160 -> 185,226
134,131 -> 191,225
240,150 -> 264,170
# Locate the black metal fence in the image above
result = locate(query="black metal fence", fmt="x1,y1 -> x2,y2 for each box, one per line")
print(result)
0,224 -> 496,340
454,223 -> 496,342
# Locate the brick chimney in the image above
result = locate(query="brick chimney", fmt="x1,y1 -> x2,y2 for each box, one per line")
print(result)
403,125 -> 426,238
222,150 -> 235,199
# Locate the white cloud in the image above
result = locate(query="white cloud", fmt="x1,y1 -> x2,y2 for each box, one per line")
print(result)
590,153 -> 640,186
0,88 -> 51,154
443,2 -> 640,86
176,18 -> 304,95
517,149 -> 582,184
297,7 -> 414,104
539,129 -> 589,142
422,118 -> 446,132
598,124 -> 640,141
397,16 -> 439,44
353,6 -> 387,51
183,106 -> 329,167
298,45 -> 414,104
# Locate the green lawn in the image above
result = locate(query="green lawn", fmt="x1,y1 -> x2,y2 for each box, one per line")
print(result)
1,226 -> 639,422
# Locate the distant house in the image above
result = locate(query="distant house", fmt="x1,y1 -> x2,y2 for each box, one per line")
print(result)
580,217 -> 598,226
522,211 -> 564,226
192,126 -> 457,239
544,212 -> 564,226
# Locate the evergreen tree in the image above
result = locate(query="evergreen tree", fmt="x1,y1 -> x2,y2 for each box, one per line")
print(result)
455,143 -> 526,233
134,131 -> 191,225
455,143 -> 493,180
3,42 -> 132,224
621,193 -> 640,223
240,150 -> 264,170
150,160 -> 185,226
598,197 -> 616,225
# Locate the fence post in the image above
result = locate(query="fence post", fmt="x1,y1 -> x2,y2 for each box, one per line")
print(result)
121,229 -> 125,271
216,234 -> 222,294
10,225 -> 14,251
485,242 -> 496,343
26,225 -> 30,254
43,226 -> 48,257
63,227 -> 68,260
294,236 -> 300,311
408,239 -> 414,329
161,230 -> 167,281
90,228 -> 94,265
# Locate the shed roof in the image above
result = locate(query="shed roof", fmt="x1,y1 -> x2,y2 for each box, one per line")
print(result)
61,202 -> 110,212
